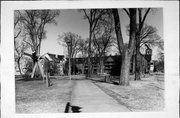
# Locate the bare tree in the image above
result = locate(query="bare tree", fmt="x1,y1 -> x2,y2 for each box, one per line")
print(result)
93,15 -> 115,73
58,32 -> 82,58
77,38 -> 88,58
14,11 -> 29,76
80,9 -> 108,77
17,10 -> 60,56
76,38 -> 88,74
16,10 -> 60,79
126,23 -> 162,76
134,9 -> 163,80
124,8 -> 156,80
14,11 -> 22,40
14,41 -> 29,76
134,8 -> 151,80
112,8 -> 137,86
139,25 -> 161,47
58,32 -> 82,75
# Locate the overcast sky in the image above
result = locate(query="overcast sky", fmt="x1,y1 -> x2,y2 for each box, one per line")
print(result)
40,8 -> 163,59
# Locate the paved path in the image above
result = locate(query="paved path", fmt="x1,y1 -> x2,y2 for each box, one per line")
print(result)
71,80 -> 130,113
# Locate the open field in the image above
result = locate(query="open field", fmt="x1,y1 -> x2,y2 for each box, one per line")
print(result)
16,78 -> 73,113
92,73 -> 164,111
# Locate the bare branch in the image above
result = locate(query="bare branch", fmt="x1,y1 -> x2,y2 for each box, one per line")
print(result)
24,52 -> 33,58
112,9 -> 124,54
14,29 -> 21,39
83,9 -> 91,23
139,8 -> 151,31
123,8 -> 130,18
142,8 -> 151,24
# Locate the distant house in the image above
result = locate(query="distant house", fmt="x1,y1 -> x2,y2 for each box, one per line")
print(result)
15,52 -> 65,76
41,53 -> 65,76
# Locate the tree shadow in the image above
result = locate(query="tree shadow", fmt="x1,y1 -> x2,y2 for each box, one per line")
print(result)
16,77 -> 43,81
91,79 -> 119,85
64,102 -> 71,113
64,102 -> 82,113
71,105 -> 82,113
112,81 -> 119,85
16,76 -> 58,82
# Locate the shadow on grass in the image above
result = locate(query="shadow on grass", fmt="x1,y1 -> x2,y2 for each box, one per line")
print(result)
16,77 -> 43,81
112,81 -> 119,85
64,102 -> 82,113
16,76 -> 59,82
91,79 -> 119,85
71,105 -> 82,113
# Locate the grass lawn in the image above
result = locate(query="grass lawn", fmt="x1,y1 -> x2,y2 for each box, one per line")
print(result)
92,73 -> 164,111
16,78 -> 73,113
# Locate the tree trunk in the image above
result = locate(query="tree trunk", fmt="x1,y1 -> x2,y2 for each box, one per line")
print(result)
130,53 -> 135,75
68,55 -> 71,79
100,57 -> 104,73
119,49 -> 131,86
31,62 -> 37,78
82,63 -> 84,74
120,9 -> 137,85
17,58 -> 23,76
44,59 -> 50,87
81,51 -> 85,74
97,63 -> 100,73
134,22 -> 143,80
87,28 -> 92,77
82,56 -> 85,75
135,49 -> 141,80
112,8 -> 137,86
132,55 -> 135,74
46,72 -> 50,87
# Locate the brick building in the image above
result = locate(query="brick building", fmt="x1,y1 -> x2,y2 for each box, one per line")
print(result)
67,54 -> 149,76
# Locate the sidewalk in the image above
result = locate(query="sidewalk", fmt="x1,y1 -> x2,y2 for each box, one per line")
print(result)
71,80 -> 130,113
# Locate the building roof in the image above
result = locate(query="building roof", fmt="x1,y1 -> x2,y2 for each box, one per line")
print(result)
43,53 -> 64,63
105,56 -> 114,62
